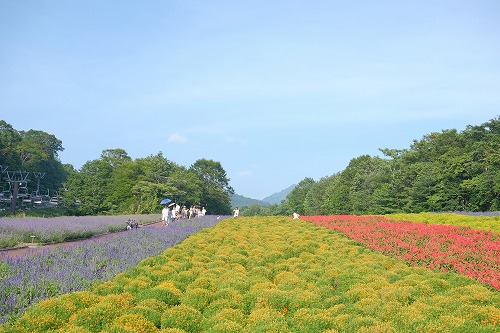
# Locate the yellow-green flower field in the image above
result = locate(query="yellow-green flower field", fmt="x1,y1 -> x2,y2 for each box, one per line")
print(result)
386,212 -> 500,234
1,216 -> 499,332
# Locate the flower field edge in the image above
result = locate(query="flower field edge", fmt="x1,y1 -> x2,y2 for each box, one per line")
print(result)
385,212 -> 500,234
0,214 -> 163,249
0,216 -> 225,326
1,216 -> 499,332
301,214 -> 500,291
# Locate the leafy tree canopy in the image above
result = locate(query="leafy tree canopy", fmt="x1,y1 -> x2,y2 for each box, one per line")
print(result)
271,116 -> 500,216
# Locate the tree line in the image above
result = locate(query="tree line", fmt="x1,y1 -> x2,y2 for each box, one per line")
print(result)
0,120 -> 234,215
62,150 -> 233,215
3,116 -> 499,216
242,116 -> 500,216
0,120 -> 69,196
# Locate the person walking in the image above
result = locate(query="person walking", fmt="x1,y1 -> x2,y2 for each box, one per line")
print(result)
162,205 -> 171,226
171,205 -> 177,223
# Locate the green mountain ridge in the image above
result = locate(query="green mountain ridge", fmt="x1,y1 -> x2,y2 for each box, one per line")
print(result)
231,184 -> 296,208
230,194 -> 269,208
262,184 -> 296,205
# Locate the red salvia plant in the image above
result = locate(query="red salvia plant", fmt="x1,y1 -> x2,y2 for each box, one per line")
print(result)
303,215 -> 500,290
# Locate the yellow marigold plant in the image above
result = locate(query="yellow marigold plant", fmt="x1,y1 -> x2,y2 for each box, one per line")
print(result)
1,216 -> 499,332
386,212 -> 500,233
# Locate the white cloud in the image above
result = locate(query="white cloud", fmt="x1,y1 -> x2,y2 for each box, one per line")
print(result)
236,170 -> 253,177
224,135 -> 249,146
168,133 -> 188,144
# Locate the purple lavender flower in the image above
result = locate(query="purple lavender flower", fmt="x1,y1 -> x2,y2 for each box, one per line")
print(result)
0,215 -> 226,324
0,214 -> 162,247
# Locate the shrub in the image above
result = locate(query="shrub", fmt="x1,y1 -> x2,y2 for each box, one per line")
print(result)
123,275 -> 154,294
0,216 -> 224,324
161,304 -> 203,333
67,293 -> 134,332
290,308 -> 336,333
203,320 -> 243,333
4,291 -> 98,333
244,308 -> 290,333
107,313 -> 158,333
216,271 -> 249,293
136,282 -> 182,306
159,328 -> 188,333
3,216 -> 500,332
181,287 -> 214,311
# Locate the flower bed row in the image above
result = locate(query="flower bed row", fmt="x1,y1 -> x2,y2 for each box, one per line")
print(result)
302,215 -> 500,290
0,216 -> 225,324
2,216 -> 499,332
0,214 -> 161,248
386,212 -> 500,234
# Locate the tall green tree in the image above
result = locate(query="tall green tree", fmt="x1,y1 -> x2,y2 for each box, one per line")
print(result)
17,130 -> 64,170
458,118 -> 500,210
0,123 -> 67,196
130,153 -> 179,214
97,149 -> 136,213
190,158 -> 233,214
21,129 -> 66,195
303,176 -> 332,215
273,116 -> 500,215
100,148 -> 131,168
320,156 -> 391,215
323,174 -> 351,214
0,121 -> 22,170
63,158 -> 113,215
347,155 -> 391,214
284,177 -> 316,215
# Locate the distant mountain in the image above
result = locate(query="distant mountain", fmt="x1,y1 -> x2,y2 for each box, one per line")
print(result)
231,184 -> 297,208
231,193 -> 270,208
262,184 -> 296,205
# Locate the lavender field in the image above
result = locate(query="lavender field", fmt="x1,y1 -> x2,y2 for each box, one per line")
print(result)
0,214 -> 161,249
0,215 -> 226,324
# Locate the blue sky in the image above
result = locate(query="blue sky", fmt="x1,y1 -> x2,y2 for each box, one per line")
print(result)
1,1 -> 499,200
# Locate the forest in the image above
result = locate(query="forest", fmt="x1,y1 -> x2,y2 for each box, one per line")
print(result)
243,116 -> 500,216
1,117 -> 499,216
0,120 -> 233,215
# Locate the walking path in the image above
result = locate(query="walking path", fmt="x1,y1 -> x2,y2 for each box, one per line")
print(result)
0,221 -> 165,260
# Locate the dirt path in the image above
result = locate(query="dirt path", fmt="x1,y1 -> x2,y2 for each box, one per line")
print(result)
0,221 -> 166,260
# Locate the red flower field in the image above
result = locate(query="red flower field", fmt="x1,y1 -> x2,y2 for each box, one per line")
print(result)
302,215 -> 500,290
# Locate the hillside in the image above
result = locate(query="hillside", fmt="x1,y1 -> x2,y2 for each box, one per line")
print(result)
231,184 -> 297,208
262,184 -> 296,205
230,193 -> 269,208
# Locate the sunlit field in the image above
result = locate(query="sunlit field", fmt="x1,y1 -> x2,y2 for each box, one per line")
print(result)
1,215 -> 499,332
303,214 -> 500,290
0,216 -> 225,325
0,215 -> 162,249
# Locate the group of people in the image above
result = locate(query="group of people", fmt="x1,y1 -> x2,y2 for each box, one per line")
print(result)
230,208 -> 300,219
162,204 -> 298,222
162,203 -> 206,226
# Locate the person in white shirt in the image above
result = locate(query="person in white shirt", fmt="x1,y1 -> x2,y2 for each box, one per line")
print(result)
171,206 -> 177,223
175,204 -> 181,217
162,205 -> 170,226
